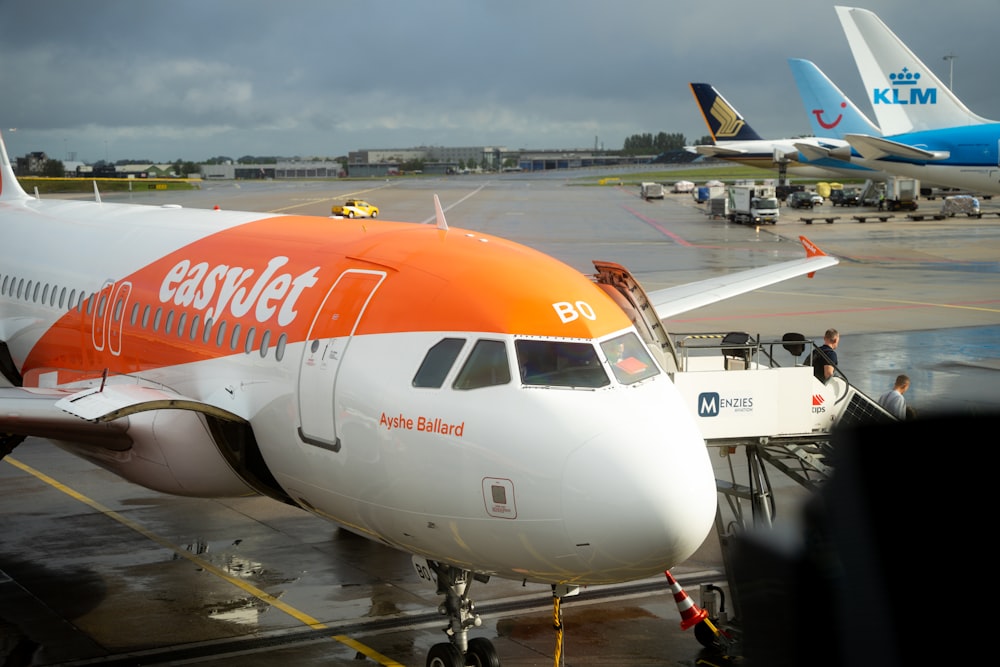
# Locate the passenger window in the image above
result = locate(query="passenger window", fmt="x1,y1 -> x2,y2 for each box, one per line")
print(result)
453,339 -> 511,390
413,338 -> 466,388
275,333 -> 287,361
216,320 -> 227,347
259,330 -> 271,358
516,339 -> 609,388
600,332 -> 660,385
230,323 -> 241,350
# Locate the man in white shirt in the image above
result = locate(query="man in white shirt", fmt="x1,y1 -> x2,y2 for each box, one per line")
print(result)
877,374 -> 911,420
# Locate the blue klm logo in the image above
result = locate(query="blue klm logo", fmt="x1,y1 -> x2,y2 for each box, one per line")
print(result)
698,392 -> 720,418
872,67 -> 937,106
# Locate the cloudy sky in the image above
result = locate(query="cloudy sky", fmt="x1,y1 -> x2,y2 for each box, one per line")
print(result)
2,1 -> 998,163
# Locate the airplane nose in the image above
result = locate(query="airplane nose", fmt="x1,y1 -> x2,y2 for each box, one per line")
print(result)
560,420 -> 717,582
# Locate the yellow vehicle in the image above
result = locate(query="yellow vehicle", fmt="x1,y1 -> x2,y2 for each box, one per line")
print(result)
331,199 -> 379,218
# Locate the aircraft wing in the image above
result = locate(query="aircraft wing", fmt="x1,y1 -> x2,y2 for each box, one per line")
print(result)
0,387 -> 132,450
794,142 -> 835,161
845,134 -> 950,162
0,382 -> 249,454
648,236 -> 838,320
691,144 -> 746,157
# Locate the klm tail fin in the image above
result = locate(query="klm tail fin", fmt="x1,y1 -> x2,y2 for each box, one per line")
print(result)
689,83 -> 763,142
835,6 -> 992,134
0,130 -> 32,202
788,58 -> 882,139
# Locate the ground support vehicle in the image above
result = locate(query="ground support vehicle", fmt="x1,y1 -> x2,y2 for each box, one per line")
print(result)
727,185 -> 779,224
940,195 -> 981,218
880,178 -> 919,212
640,182 -> 665,200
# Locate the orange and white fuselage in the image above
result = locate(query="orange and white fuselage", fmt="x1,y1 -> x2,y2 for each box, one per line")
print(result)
1,177 -> 719,584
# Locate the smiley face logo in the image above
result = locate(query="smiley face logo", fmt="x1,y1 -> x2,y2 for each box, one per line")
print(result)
812,102 -> 846,130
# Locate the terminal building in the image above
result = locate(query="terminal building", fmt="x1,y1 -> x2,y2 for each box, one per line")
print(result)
200,146 -> 656,180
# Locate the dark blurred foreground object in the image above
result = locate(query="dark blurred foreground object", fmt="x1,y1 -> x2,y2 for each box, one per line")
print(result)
730,414 -> 995,667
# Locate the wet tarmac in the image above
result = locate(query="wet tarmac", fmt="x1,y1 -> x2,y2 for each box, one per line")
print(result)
2,175 -> 999,665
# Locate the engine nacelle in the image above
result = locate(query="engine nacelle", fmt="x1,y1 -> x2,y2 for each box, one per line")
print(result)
55,408 -> 258,497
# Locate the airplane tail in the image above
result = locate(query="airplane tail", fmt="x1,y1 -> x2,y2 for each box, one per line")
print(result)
689,83 -> 763,142
0,130 -> 32,202
788,58 -> 881,139
835,6 -> 991,134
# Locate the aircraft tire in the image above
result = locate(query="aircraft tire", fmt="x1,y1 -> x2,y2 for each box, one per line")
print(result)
427,642 -> 463,667
466,638 -> 501,667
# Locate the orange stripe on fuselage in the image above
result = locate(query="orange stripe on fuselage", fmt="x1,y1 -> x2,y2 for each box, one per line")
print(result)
23,215 -> 632,381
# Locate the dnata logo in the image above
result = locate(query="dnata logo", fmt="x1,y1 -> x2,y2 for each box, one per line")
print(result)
698,392 -> 720,418
872,67 -> 937,106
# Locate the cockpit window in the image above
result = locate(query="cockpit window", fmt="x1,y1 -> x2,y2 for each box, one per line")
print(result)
515,340 -> 610,388
453,339 -> 512,390
413,337 -> 466,388
600,332 -> 660,385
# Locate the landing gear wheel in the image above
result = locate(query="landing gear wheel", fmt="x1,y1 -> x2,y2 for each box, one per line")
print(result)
466,637 -> 500,667
427,642 -> 463,667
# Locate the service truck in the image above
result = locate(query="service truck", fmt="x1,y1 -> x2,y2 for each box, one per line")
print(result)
640,182 -> 665,200
727,185 -> 780,224
882,177 -> 919,211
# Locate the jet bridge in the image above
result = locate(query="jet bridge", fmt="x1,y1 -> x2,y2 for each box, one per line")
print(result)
667,330 -> 896,654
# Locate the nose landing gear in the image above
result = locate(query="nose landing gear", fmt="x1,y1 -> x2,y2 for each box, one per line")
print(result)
426,561 -> 499,667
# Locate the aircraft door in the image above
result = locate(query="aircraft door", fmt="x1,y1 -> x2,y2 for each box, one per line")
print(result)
297,269 -> 385,450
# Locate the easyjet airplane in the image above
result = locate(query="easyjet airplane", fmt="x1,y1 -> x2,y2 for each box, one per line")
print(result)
0,130 -> 836,666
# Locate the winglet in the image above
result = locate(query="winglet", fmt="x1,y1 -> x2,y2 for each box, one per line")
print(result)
799,235 -> 828,277
0,129 -> 32,202
93,180 -> 102,204
434,194 -> 448,231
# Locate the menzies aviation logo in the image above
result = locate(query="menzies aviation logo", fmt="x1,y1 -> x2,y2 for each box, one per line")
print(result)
873,67 -> 937,106
698,391 -> 753,417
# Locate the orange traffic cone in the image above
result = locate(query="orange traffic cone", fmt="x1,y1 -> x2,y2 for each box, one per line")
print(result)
664,570 -> 709,631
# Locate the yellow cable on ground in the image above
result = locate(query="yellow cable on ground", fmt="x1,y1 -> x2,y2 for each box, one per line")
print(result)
552,594 -> 563,667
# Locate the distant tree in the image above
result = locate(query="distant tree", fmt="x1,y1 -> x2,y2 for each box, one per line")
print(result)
621,132 -> 687,155
42,159 -> 65,177
692,135 -> 715,146
400,158 -> 425,172
171,160 -> 199,177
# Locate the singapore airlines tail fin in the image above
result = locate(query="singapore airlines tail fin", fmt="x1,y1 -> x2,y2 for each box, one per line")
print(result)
0,131 -> 32,202
689,83 -> 764,142
788,58 -> 881,139
834,6 -> 992,135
